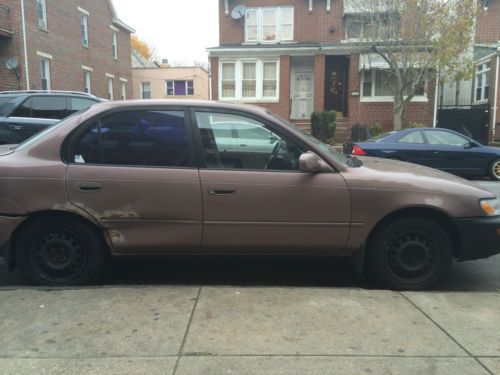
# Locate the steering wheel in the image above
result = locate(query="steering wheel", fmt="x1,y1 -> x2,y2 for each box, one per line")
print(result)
265,139 -> 285,169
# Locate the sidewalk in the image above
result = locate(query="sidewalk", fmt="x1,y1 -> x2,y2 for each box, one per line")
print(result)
0,286 -> 498,374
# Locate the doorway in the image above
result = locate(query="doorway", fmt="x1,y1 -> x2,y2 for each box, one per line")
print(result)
325,56 -> 349,117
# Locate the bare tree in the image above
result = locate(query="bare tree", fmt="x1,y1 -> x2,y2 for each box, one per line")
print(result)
347,0 -> 477,129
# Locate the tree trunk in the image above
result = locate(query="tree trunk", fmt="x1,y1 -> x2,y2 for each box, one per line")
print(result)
393,102 -> 404,130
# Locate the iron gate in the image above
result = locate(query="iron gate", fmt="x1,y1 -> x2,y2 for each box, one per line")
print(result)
437,104 -> 490,144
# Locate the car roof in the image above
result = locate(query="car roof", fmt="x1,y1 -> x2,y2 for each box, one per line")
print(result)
0,90 -> 103,101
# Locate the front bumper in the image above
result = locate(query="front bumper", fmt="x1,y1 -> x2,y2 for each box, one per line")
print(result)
453,216 -> 500,260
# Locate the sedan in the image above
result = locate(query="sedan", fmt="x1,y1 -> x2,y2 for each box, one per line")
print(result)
344,128 -> 500,180
0,101 -> 500,290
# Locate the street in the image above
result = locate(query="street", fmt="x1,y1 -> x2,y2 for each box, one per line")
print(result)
0,179 -> 499,374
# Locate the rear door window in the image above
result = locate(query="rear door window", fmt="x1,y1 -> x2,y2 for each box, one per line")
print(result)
31,96 -> 67,119
70,110 -> 190,167
397,131 -> 425,144
11,98 -> 32,117
69,98 -> 98,114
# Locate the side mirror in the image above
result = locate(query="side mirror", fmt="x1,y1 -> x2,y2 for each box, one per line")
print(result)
464,141 -> 478,149
299,152 -> 331,173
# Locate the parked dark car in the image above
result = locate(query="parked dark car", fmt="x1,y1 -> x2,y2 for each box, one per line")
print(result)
0,100 -> 499,290
344,127 -> 500,180
0,91 -> 104,144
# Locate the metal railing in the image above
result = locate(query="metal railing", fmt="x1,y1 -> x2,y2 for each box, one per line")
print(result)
0,4 -> 11,34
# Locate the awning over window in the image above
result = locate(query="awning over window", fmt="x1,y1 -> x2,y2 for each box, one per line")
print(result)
359,53 -> 390,70
344,0 -> 390,15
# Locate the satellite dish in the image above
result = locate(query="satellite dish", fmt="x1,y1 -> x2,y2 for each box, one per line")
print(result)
231,5 -> 247,20
5,57 -> 18,70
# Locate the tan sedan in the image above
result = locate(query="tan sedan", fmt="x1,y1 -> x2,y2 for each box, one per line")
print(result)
0,100 -> 499,289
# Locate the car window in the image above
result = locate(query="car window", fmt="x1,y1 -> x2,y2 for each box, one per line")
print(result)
424,130 -> 469,146
397,131 -> 424,144
31,96 -> 67,119
195,111 -> 302,171
69,98 -> 98,114
71,110 -> 189,167
0,96 -> 18,116
11,98 -> 32,117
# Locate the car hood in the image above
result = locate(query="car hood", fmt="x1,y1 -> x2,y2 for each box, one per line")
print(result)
344,156 -> 494,198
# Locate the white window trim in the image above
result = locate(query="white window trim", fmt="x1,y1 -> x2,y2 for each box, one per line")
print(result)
81,65 -> 93,72
165,80 -> 195,96
112,31 -> 118,59
120,81 -> 127,100
107,77 -> 114,100
37,0 -> 47,30
360,69 -> 428,103
119,77 -> 128,82
36,51 -> 52,59
219,59 -> 280,102
105,73 -> 115,79
83,70 -> 91,94
80,13 -> 89,47
474,62 -> 491,104
109,25 -> 119,32
40,58 -> 51,90
244,7 -> 294,44
141,82 -> 151,99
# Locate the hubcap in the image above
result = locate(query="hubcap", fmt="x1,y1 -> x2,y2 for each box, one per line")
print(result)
493,162 -> 500,178
386,232 -> 439,283
31,230 -> 87,283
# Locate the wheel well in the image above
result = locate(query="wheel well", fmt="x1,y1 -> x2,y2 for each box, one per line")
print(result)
365,207 -> 459,256
10,210 -> 109,263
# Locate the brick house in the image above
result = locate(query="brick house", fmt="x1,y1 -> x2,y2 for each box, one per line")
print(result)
208,0 -> 438,142
0,0 -> 134,100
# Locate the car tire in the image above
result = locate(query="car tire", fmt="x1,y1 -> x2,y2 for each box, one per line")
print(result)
489,159 -> 500,180
16,216 -> 108,286
367,217 -> 452,290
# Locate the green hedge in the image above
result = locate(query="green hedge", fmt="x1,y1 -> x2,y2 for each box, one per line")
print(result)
311,111 -> 336,143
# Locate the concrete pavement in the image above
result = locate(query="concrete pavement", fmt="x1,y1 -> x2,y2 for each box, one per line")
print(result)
0,286 -> 499,374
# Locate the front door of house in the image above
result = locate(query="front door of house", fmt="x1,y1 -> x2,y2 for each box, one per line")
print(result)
291,70 -> 314,120
325,57 -> 349,116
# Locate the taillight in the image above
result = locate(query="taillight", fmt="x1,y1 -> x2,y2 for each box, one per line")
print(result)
352,145 -> 366,155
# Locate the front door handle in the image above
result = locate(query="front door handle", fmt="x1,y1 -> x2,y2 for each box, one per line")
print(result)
208,186 -> 236,195
75,182 -> 102,192
8,124 -> 23,131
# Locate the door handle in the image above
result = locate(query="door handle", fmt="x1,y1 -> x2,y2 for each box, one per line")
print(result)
75,182 -> 102,192
208,186 -> 236,195
8,125 -> 23,131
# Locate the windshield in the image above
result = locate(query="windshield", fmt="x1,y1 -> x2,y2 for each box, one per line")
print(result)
266,111 -> 352,166
367,131 -> 397,141
15,110 -> 87,151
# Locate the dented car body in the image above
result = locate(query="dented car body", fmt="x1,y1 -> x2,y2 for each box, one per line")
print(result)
0,100 -> 499,289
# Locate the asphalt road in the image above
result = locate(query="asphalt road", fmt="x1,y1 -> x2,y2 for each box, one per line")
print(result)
1,180 -> 499,292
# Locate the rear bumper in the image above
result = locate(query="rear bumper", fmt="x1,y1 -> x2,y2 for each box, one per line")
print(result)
453,216 -> 500,260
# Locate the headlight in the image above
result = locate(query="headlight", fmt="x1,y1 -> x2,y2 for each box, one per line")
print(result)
480,199 -> 500,216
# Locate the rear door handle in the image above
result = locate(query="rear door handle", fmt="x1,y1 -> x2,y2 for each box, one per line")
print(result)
75,182 -> 102,192
8,125 -> 23,131
208,186 -> 236,195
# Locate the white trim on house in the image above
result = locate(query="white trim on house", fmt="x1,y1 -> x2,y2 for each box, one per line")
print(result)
119,77 -> 128,82
474,61 -> 491,104
244,6 -> 294,44
109,24 -> 119,32
36,51 -> 52,59
219,58 -> 280,103
77,6 -> 89,15
105,73 -> 115,78
81,65 -> 93,71
83,70 -> 91,94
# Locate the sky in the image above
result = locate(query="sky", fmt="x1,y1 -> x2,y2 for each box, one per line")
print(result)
112,0 -> 219,66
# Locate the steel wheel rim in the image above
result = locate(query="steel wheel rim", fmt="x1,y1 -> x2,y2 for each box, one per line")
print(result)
385,231 -> 440,285
30,228 -> 88,283
493,161 -> 500,178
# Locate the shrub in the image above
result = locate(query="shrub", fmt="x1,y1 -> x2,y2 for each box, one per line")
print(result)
409,122 -> 426,128
368,123 -> 382,137
311,111 -> 336,143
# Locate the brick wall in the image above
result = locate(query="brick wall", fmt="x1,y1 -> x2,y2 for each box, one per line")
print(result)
0,0 -> 23,90
0,0 -> 132,99
476,2 -> 500,44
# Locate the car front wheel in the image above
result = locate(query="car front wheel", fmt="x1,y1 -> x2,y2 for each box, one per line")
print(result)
367,217 -> 453,290
489,158 -> 500,180
16,216 -> 107,286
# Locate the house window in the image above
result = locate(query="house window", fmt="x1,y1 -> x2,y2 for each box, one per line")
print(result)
37,0 -> 47,29
245,7 -> 294,43
475,63 -> 490,103
166,80 -> 194,96
83,70 -> 91,94
112,31 -> 118,59
220,60 -> 279,101
361,70 -> 426,99
141,82 -> 151,99
80,14 -> 89,47
120,81 -> 127,100
107,78 -> 113,100
346,17 -> 385,40
40,58 -> 51,90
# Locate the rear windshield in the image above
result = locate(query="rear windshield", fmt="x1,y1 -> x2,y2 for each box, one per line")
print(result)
0,96 -> 19,116
367,131 -> 397,141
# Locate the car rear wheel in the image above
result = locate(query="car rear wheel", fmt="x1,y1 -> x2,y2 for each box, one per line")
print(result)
489,159 -> 500,180
16,216 -> 107,286
367,218 -> 452,290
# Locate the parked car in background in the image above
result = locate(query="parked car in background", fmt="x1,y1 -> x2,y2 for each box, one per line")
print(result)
0,100 -> 499,290
344,128 -> 500,180
0,91 -> 104,144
